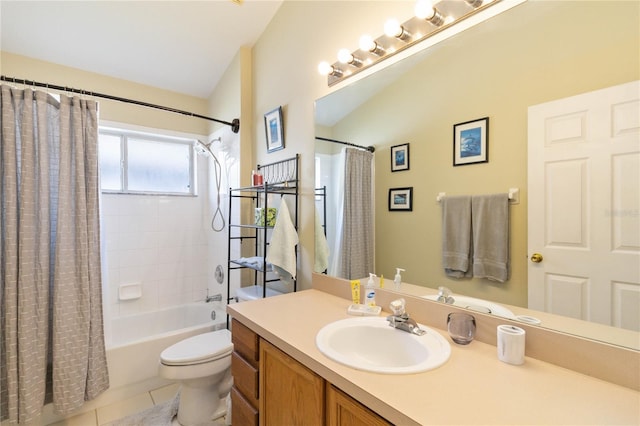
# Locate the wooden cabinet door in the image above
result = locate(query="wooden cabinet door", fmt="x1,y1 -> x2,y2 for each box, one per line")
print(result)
326,385 -> 392,426
259,339 -> 325,426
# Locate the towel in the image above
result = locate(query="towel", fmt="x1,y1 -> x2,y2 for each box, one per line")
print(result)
266,199 -> 298,284
236,256 -> 272,271
314,209 -> 330,273
441,196 -> 473,278
472,193 -> 509,282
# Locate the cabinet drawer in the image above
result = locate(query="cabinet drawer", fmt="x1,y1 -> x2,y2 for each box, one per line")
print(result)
231,386 -> 258,426
232,351 -> 259,407
231,318 -> 259,367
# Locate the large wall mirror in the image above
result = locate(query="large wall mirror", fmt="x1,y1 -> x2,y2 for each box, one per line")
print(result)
315,1 -> 639,349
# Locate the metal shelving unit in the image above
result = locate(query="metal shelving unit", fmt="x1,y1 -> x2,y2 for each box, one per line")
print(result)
226,155 -> 299,305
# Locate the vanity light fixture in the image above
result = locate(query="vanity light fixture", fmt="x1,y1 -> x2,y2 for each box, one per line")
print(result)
337,48 -> 364,67
318,0 -> 502,86
384,19 -> 412,41
317,61 -> 343,77
359,35 -> 386,56
415,0 -> 445,27
465,0 -> 485,7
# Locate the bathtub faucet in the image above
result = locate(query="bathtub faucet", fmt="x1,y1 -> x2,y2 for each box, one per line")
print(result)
206,291 -> 223,303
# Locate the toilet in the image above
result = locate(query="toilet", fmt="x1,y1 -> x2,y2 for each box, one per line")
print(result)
159,329 -> 233,426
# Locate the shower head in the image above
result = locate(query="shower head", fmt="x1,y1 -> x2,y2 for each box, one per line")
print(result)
194,141 -> 208,156
195,137 -> 222,156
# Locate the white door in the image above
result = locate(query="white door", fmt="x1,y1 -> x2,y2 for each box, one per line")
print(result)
528,81 -> 640,331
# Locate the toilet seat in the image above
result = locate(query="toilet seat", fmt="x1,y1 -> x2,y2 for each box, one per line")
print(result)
160,329 -> 232,366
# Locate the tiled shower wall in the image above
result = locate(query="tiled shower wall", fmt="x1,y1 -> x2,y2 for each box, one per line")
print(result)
100,132 -> 239,322
101,193 -> 212,318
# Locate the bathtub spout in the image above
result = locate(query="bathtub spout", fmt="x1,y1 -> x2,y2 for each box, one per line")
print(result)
206,292 -> 223,303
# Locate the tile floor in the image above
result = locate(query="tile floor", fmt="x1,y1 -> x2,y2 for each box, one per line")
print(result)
46,383 -> 182,426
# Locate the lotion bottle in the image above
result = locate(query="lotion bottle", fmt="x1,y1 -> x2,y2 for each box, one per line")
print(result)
394,268 -> 405,290
365,273 -> 377,307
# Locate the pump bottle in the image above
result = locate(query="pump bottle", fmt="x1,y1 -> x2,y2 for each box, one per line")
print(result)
394,268 -> 405,290
365,273 -> 377,307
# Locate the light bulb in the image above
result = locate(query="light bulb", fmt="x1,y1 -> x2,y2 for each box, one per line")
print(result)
317,61 -> 343,77
384,19 -> 403,38
337,49 -> 353,64
415,0 -> 435,20
318,62 -> 332,75
359,35 -> 375,52
359,34 -> 385,56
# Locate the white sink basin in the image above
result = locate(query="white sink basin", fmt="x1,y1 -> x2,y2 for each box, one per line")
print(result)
423,294 -> 516,319
315,317 -> 451,374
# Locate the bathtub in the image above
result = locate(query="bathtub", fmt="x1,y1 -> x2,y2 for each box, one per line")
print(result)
106,302 -> 227,390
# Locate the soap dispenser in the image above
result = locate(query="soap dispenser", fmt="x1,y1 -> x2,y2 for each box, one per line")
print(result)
365,273 -> 377,307
394,268 -> 405,290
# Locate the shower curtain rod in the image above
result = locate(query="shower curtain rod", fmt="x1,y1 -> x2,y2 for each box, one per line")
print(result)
315,136 -> 375,153
1,75 -> 240,133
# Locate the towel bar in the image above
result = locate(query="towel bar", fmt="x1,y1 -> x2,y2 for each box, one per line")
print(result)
436,188 -> 519,204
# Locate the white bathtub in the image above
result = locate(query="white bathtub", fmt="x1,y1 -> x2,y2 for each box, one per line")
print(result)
106,302 -> 227,390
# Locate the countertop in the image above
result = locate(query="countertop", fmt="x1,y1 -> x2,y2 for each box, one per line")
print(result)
227,289 -> 640,425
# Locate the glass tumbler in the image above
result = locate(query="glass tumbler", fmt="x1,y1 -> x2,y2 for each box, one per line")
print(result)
447,312 -> 476,345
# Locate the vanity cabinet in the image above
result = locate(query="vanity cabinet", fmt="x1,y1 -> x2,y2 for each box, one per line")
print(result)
260,338 -> 325,425
326,385 -> 391,426
231,317 -> 392,426
231,319 -> 259,426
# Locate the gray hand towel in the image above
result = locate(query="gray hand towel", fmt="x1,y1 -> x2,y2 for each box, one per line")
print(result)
441,196 -> 473,278
472,194 -> 509,282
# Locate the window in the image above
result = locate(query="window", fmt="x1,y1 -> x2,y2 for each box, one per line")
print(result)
99,128 -> 196,195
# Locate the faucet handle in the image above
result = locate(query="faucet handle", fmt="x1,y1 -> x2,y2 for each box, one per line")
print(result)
389,298 -> 406,316
437,286 -> 455,304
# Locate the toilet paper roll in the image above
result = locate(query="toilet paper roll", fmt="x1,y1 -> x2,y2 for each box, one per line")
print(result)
497,325 -> 526,365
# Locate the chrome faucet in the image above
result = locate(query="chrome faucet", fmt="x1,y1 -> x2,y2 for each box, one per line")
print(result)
386,298 -> 426,336
205,290 -> 222,303
436,286 -> 455,304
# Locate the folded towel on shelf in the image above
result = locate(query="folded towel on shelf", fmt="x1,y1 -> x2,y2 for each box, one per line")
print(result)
314,209 -> 330,273
441,195 -> 473,278
236,256 -> 272,271
266,199 -> 298,285
472,193 -> 510,282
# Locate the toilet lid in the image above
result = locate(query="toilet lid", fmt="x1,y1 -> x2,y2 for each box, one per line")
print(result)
160,329 -> 233,366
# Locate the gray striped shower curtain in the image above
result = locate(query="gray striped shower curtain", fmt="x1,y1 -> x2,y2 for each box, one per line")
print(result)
0,85 -> 109,424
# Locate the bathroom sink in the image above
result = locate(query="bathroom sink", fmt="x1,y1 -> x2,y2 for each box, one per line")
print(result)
422,294 -> 516,319
315,317 -> 451,374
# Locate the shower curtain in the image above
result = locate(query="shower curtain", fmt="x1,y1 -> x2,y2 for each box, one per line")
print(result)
334,148 -> 374,280
0,85 -> 109,424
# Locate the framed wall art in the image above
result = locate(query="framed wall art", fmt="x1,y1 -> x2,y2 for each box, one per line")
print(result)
388,187 -> 413,211
264,106 -> 285,153
391,143 -> 410,172
453,117 -> 489,166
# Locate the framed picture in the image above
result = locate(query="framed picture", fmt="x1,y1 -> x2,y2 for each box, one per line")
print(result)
388,187 -> 413,211
391,143 -> 410,172
453,117 -> 489,166
264,106 -> 284,153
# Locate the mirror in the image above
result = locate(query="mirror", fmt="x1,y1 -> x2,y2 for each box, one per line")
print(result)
315,1 -> 639,349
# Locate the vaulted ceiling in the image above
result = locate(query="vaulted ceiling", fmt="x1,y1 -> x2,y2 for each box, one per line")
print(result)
1,1 -> 283,98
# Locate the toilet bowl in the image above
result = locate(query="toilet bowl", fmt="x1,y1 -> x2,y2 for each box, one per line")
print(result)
159,329 -> 233,426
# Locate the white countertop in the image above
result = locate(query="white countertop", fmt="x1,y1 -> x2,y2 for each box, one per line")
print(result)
227,289 -> 640,425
